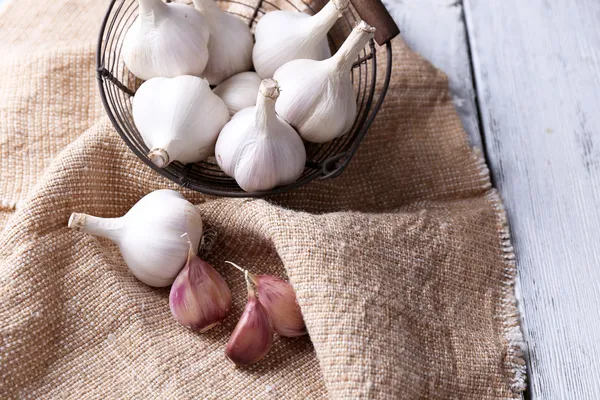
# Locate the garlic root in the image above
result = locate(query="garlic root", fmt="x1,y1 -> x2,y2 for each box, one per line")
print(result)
148,148 -> 169,168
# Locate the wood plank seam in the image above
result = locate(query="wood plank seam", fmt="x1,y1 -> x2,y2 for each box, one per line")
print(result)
455,3 -> 529,396
382,0 -> 483,148
456,0 -> 495,183
475,147 -> 528,397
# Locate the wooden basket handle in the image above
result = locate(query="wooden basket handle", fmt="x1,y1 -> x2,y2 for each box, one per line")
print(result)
350,0 -> 400,45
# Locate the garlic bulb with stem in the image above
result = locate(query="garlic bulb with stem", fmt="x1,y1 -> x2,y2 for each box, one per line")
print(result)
252,0 -> 349,78
169,234 -> 232,332
215,79 -> 306,193
213,72 -> 262,116
226,262 -> 306,337
67,190 -> 203,287
192,0 -> 254,85
133,75 -> 230,168
123,0 -> 210,81
274,21 -> 375,143
225,270 -> 274,366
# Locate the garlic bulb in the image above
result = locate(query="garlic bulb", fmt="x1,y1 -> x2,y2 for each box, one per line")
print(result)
215,79 -> 306,192
170,240 -> 231,332
68,190 -> 203,287
227,262 -> 306,337
225,270 -> 274,366
213,72 -> 262,116
274,21 -> 375,143
253,0 -> 349,78
123,0 -> 210,80
192,0 -> 254,85
133,75 -> 230,168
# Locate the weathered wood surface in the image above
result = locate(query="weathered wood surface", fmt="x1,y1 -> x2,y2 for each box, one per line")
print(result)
383,0 -> 482,148
464,0 -> 600,397
0,0 -> 11,13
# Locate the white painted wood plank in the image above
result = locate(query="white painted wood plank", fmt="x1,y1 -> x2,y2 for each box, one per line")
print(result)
383,0 -> 482,148
464,0 -> 600,397
0,0 -> 13,13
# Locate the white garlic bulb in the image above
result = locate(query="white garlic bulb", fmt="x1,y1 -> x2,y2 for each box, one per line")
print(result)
123,0 -> 210,81
274,21 -> 375,143
213,72 -> 262,116
68,190 -> 203,287
215,79 -> 306,192
193,0 -> 254,85
133,75 -> 230,167
252,0 -> 349,78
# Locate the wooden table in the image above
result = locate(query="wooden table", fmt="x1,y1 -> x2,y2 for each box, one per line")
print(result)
385,0 -> 600,397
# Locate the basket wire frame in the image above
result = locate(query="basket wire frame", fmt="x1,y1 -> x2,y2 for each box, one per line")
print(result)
97,0 -> 393,197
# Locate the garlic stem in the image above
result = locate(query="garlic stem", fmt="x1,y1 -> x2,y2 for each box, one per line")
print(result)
307,0 -> 349,37
68,213 -> 123,242
225,261 -> 258,296
225,261 -> 245,273
225,261 -> 257,281
254,79 -> 279,130
138,0 -> 167,15
181,232 -> 197,258
244,270 -> 256,298
330,21 -> 376,72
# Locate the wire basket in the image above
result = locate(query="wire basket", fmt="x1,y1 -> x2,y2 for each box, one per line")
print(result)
97,0 -> 399,197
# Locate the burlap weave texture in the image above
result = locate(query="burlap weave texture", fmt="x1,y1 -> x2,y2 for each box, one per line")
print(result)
0,0 -> 526,398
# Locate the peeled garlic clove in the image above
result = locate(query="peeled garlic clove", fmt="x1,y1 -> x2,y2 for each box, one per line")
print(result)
170,246 -> 232,332
193,0 -> 254,85
213,72 -> 262,116
215,79 -> 306,192
225,271 -> 274,366
123,0 -> 210,80
68,190 -> 202,287
274,21 -> 375,143
133,75 -> 230,167
249,274 -> 306,337
253,0 -> 349,78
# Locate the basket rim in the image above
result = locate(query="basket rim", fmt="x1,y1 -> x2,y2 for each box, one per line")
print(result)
96,0 -> 394,197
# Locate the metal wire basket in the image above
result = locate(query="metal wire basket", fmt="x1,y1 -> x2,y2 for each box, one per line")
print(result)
97,0 -> 399,197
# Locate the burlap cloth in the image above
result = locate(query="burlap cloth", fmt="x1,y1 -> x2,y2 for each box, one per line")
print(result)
0,0 -> 527,398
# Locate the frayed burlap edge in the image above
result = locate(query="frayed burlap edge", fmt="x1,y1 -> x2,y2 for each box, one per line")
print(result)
472,148 -> 527,398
